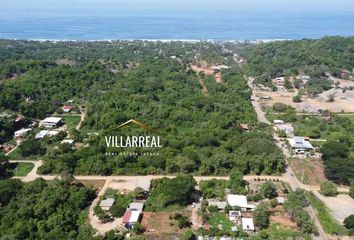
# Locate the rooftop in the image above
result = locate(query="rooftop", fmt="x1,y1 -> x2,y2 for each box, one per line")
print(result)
242,218 -> 255,231
288,136 -> 313,149
227,194 -> 255,209
42,117 -> 62,124
128,202 -> 144,212
99,198 -> 115,208
207,200 -> 227,209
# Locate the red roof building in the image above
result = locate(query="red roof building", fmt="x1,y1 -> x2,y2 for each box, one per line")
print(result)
122,210 -> 132,224
62,105 -> 73,113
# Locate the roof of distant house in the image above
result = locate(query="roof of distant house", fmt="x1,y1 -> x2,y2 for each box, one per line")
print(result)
273,119 -> 284,124
277,197 -> 286,204
42,117 -> 62,124
99,198 -> 115,208
63,105 -> 73,110
288,136 -> 313,149
61,139 -> 74,144
15,115 -> 24,122
207,199 -> 227,209
122,210 -> 132,223
129,202 -> 144,212
227,194 -> 255,209
14,128 -> 32,135
129,210 -> 141,223
137,179 -> 151,191
35,130 -> 49,139
242,218 -> 255,231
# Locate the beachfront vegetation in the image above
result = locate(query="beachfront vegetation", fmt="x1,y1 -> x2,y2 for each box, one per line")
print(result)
241,36 -> 354,94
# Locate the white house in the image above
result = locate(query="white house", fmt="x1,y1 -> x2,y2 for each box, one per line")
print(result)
227,194 -> 255,211
128,202 -> 144,212
35,130 -> 49,139
273,119 -> 284,124
41,117 -> 62,128
61,139 -> 75,145
122,210 -> 142,228
99,198 -> 115,211
288,136 -> 313,153
274,77 -> 285,85
14,128 -> 32,138
242,218 -> 255,231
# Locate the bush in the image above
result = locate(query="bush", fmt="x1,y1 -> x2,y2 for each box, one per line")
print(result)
344,215 -> 354,234
272,102 -> 290,112
260,182 -> 278,199
350,181 -> 354,199
247,193 -> 264,202
292,94 -> 302,102
320,181 -> 337,196
19,139 -> 44,156
253,203 -> 270,230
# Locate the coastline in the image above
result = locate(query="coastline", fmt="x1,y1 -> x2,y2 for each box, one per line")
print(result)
0,38 -> 293,43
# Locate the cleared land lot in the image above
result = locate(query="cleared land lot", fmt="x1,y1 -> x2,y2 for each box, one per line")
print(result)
255,89 -> 354,113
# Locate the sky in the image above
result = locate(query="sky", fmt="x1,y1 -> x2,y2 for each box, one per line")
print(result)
1,0 -> 354,17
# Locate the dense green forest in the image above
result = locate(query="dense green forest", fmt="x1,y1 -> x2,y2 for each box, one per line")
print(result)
0,40 -> 283,176
241,36 -> 354,94
0,178 -> 96,240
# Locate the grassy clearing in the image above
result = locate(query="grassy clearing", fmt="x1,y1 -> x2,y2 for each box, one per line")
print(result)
9,162 -> 34,176
7,147 -> 39,160
206,212 -> 234,232
61,116 -> 81,130
306,192 -> 348,235
253,222 -> 310,240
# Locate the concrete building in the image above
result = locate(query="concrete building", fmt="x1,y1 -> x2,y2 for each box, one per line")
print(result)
207,200 -> 227,210
242,218 -> 255,231
128,202 -> 144,212
41,117 -> 62,128
227,195 -> 255,211
288,136 -> 313,153
122,210 -> 142,228
14,128 -> 32,138
99,198 -> 115,211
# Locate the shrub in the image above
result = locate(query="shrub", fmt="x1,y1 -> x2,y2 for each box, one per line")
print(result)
320,181 -> 337,196
260,182 -> 278,199
292,94 -> 302,102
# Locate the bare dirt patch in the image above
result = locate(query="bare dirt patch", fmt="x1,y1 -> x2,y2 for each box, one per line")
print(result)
199,79 -> 209,94
254,89 -> 354,113
314,191 -> 354,223
56,59 -> 75,66
78,180 -> 105,191
190,63 -> 224,83
141,211 -> 191,238
270,215 -> 297,229
289,158 -> 327,185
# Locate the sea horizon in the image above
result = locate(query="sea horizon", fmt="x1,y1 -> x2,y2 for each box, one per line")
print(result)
0,10 -> 353,41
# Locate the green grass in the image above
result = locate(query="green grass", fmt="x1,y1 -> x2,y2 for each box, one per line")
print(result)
61,116 -> 81,130
306,192 -> 348,235
7,147 -> 40,160
206,212 -> 234,232
9,162 -> 34,176
250,222 -> 310,240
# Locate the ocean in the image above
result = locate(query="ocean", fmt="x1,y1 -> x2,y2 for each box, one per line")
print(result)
0,10 -> 353,41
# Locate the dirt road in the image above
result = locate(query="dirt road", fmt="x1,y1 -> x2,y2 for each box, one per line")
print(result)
247,76 -> 271,125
